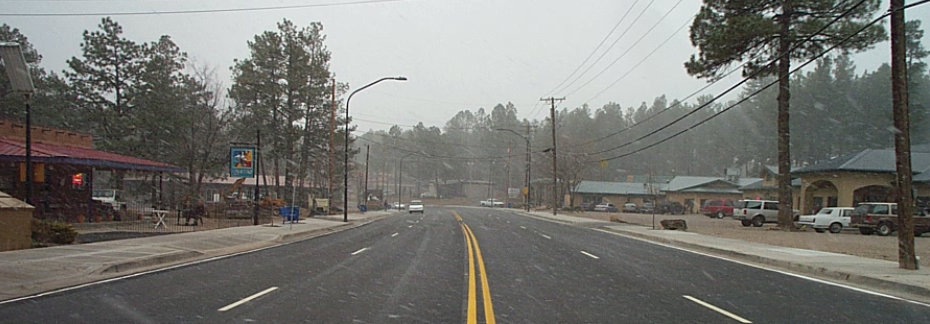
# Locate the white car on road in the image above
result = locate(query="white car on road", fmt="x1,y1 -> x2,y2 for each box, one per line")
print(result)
480,199 -> 505,207
797,207 -> 854,233
408,200 -> 424,213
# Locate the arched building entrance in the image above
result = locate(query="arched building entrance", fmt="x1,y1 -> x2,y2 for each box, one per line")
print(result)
802,180 -> 838,214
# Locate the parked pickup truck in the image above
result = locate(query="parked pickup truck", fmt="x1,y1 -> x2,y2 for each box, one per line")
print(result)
734,199 -> 799,227
92,189 -> 126,210
480,199 -> 505,207
849,202 -> 930,236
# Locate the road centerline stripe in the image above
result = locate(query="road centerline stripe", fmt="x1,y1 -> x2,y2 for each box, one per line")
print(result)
461,223 -> 478,324
539,233 -> 552,240
464,224 -> 496,324
580,251 -> 600,259
683,295 -> 752,323
391,232 -> 399,237
218,286 -> 278,312
351,247 -> 369,255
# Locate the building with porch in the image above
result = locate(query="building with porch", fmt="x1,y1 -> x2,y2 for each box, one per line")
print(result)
572,180 -> 666,206
793,148 -> 930,214
737,165 -> 802,208
0,120 -> 184,222
663,176 -> 761,214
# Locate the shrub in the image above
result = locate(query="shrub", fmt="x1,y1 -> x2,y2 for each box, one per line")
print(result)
32,219 -> 77,245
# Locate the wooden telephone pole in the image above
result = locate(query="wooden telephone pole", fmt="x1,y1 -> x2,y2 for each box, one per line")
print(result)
541,97 -> 564,215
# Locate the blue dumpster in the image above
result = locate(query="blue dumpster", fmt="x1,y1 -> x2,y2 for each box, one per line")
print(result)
279,206 -> 300,223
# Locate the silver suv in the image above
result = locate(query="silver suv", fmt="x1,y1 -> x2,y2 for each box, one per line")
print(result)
734,199 -> 799,227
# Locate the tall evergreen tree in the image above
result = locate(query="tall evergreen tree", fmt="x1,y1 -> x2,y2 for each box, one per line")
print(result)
65,17 -> 146,153
686,0 -> 886,230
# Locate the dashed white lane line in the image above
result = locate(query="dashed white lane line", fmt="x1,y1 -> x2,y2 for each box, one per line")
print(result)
218,287 -> 278,312
539,234 -> 552,240
351,247 -> 369,255
520,226 -> 527,230
580,251 -> 600,259
391,232 -> 399,237
683,295 -> 752,323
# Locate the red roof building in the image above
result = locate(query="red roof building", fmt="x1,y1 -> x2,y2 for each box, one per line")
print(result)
0,120 -> 184,221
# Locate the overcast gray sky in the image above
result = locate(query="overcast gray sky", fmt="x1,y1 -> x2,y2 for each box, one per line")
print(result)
3,0 -> 928,133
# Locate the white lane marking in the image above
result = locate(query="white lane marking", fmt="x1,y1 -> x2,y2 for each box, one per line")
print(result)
593,228 -> 930,308
391,232 -> 399,237
0,225 -> 351,306
683,295 -> 752,323
408,225 -> 413,228
539,233 -> 552,240
580,251 -> 600,259
351,247 -> 369,255
218,287 -> 279,312
520,226 -> 527,230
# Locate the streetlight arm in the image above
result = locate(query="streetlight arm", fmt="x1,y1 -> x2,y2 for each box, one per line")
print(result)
343,76 -> 407,222
347,76 -> 407,105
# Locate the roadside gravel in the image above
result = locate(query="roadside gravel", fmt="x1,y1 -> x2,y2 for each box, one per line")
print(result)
563,210 -> 930,263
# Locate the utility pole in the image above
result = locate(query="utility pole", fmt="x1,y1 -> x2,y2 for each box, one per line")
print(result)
541,97 -> 564,215
329,78 -> 336,210
526,123 -> 532,211
890,0 -> 917,270
506,140 -> 512,207
364,144 -> 370,209
252,130 -> 261,226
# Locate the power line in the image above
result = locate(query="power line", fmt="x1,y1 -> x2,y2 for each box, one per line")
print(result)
541,0 -> 643,97
576,0 -> 861,147
563,0 -> 686,98
588,0 -> 912,163
554,0 -> 658,96
0,0 -> 411,16
582,18 -> 691,104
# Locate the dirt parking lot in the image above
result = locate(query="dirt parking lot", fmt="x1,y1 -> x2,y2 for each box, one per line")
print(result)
562,210 -> 930,263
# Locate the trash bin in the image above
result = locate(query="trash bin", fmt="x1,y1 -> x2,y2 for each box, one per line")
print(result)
279,206 -> 300,223
358,204 -> 368,212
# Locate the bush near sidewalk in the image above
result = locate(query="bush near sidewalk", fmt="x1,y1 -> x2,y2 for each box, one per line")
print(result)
32,219 -> 77,246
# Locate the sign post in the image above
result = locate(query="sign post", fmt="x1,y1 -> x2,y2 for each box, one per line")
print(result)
229,146 -> 256,178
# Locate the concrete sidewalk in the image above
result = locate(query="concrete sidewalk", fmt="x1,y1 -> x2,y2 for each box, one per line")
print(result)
521,210 -> 930,304
0,211 -> 390,302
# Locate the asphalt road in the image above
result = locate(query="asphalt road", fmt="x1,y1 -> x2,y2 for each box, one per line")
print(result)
2,206 -> 929,323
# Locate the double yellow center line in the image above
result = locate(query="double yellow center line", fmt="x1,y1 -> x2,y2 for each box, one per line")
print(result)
454,211 -> 495,324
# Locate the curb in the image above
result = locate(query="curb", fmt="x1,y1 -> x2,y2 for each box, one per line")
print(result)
600,224 -> 930,301
97,250 -> 204,275
277,223 -> 355,242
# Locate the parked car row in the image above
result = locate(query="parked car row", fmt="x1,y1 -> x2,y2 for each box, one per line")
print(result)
747,201 -> 930,237
580,201 -> 683,214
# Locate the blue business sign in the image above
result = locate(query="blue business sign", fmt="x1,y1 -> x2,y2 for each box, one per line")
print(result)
229,146 -> 255,178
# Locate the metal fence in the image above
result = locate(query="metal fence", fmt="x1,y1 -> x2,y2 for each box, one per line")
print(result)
70,201 -> 286,243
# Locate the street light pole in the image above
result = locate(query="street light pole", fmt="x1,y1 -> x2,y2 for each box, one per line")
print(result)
397,152 -> 417,208
343,76 -> 407,222
0,43 -> 36,205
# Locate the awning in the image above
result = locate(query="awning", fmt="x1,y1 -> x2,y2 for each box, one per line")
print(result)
0,137 -> 184,173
